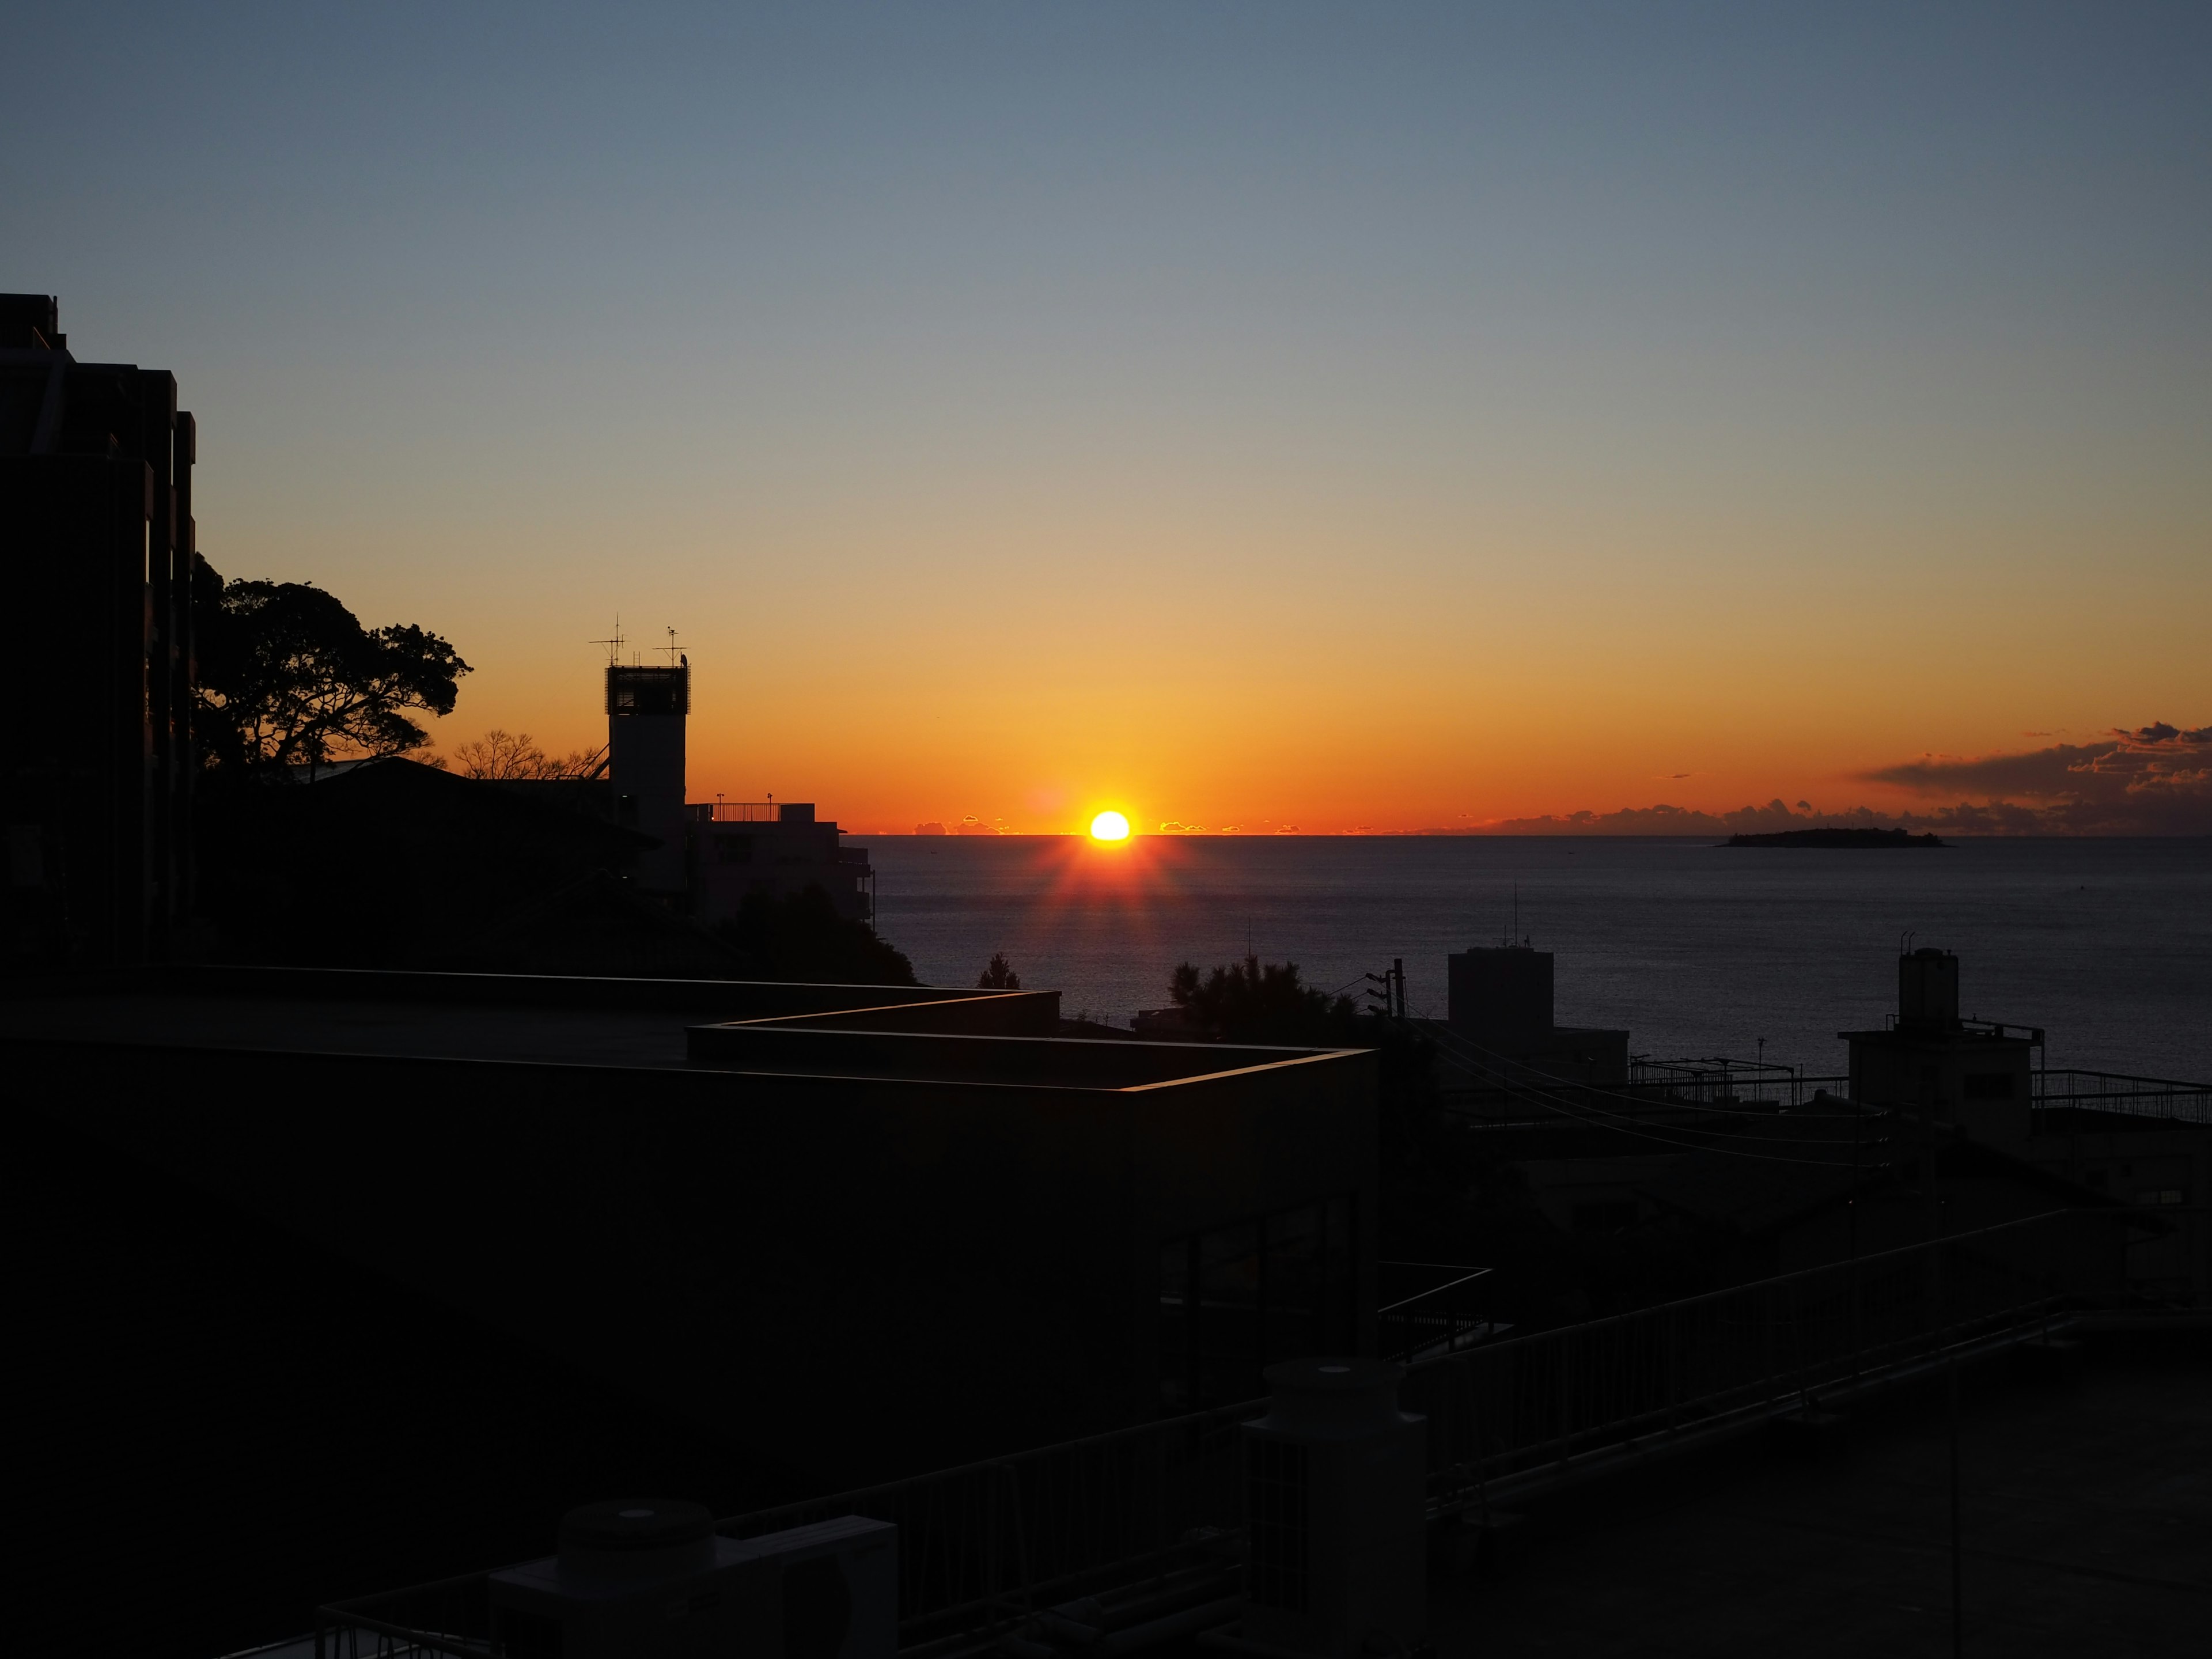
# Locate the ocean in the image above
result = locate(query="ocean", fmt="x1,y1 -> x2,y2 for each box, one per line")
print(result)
865,835 -> 2212,1082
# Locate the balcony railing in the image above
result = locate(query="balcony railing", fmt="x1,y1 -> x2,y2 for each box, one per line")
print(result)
688,801 -> 786,823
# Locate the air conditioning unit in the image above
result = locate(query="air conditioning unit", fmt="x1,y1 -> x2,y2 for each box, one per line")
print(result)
490,1500 -> 897,1659
1241,1359 -> 1426,1659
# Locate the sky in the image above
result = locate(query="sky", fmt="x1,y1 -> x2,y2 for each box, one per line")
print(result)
7,2 -> 2209,833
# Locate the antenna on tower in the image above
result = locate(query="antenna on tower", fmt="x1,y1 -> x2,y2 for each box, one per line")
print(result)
588,616 -> 626,667
662,626 -> 681,667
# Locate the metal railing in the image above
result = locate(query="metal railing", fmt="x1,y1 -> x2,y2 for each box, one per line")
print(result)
688,801 -> 786,823
2033,1067 -> 2212,1128
316,1405 -> 1255,1659
1379,1262 -> 1500,1364
1457,1056 -> 2211,1136
316,1214 -> 2103,1659
1451,1071 -> 1854,1120
1627,1057 -> 1842,1109
711,1407 -> 1251,1654
1404,1209 -> 2090,1514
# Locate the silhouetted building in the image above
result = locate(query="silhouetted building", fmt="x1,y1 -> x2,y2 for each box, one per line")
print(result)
688,801 -> 874,927
601,655 -> 875,925
1840,948 -> 2040,1150
195,756 -> 755,976
1445,944 -> 1629,1084
9,966 -> 1378,1488
1,294 -> 196,969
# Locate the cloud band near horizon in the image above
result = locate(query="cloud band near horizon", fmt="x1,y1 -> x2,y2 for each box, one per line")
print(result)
1470,724 -> 2212,836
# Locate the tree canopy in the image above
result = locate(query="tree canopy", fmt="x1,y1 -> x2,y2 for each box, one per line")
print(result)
977,952 -> 1021,989
192,554 -> 470,770
714,884 -> 919,986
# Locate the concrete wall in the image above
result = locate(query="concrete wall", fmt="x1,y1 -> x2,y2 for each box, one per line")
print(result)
1846,1031 -> 2037,1149
730,991 -> 1063,1039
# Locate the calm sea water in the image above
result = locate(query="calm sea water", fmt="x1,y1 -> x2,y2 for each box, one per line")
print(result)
864,836 -> 2212,1082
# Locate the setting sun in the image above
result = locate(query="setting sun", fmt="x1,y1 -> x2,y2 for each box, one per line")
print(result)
1089,810 -> 1130,842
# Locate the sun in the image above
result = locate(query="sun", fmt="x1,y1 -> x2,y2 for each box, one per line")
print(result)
1089,810 -> 1131,842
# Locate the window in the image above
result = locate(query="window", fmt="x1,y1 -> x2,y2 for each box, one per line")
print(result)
1158,1197 -> 1356,1411
715,834 -> 753,866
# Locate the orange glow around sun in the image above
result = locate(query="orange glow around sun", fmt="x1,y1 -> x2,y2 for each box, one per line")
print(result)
1089,810 -> 1131,841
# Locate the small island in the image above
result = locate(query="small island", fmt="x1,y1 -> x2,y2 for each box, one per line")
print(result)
1725,828 -> 1946,849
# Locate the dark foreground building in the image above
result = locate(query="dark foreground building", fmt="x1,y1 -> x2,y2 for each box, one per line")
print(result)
1,294 -> 197,969
8,967 -> 1377,1486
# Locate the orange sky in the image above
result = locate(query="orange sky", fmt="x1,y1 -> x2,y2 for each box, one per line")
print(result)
28,7 -> 2206,832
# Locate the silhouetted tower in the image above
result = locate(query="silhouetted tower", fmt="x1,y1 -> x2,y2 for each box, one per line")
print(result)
607,660 -> 688,897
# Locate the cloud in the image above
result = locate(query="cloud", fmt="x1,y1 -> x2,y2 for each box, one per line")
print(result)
1458,721 -> 2210,836
1857,723 -> 2212,833
1467,798 -> 2057,837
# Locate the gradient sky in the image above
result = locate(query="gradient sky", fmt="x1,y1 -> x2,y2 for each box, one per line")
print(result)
9,2 -> 2208,832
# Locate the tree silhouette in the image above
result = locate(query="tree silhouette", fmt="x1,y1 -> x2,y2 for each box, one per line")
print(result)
1161,955 -> 1504,1279
976,952 -> 1021,990
192,554 -> 470,770
1167,954 -> 1359,1046
450,729 -> 598,781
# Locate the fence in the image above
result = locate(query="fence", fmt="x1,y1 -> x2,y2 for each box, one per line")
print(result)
317,1214 -> 2093,1659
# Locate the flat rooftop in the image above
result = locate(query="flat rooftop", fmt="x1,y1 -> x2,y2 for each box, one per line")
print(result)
1433,1332 -> 2210,1655
0,970 -> 1358,1089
